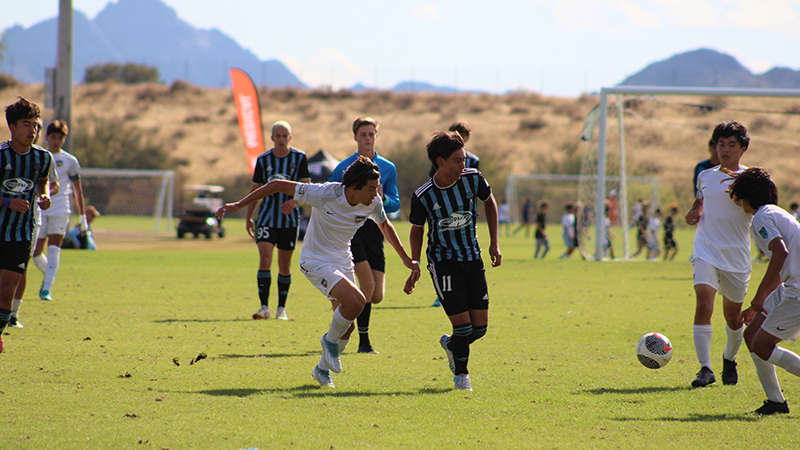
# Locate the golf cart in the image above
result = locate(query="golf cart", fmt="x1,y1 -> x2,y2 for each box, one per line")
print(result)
177,185 -> 226,239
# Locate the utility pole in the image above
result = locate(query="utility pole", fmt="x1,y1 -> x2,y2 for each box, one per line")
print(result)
54,0 -> 73,151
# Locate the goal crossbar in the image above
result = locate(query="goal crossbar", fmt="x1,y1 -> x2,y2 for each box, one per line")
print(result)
594,86 -> 800,261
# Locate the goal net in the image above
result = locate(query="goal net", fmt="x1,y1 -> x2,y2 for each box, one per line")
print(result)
580,86 -> 800,260
76,169 -> 175,232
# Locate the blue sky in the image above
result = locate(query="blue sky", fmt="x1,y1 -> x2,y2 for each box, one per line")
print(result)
2,0 -> 800,97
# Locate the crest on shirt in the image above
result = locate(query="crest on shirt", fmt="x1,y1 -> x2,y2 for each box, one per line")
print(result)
2,178 -> 34,195
355,215 -> 367,224
269,173 -> 288,182
298,185 -> 307,195
438,211 -> 472,230
759,227 -> 768,240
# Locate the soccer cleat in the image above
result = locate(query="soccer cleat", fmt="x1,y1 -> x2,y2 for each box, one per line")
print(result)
252,305 -> 271,320
8,317 -> 23,328
275,307 -> 288,320
721,356 -> 738,385
357,344 -> 379,354
754,399 -> 789,416
432,297 -> 441,307
320,333 -> 342,373
39,290 -> 53,301
440,334 -> 455,374
691,366 -> 716,388
454,373 -> 472,391
312,366 -> 335,388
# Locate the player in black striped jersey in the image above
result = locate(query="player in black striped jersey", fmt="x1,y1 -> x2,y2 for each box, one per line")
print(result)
1,97 -> 53,353
245,121 -> 310,321
405,131 -> 501,391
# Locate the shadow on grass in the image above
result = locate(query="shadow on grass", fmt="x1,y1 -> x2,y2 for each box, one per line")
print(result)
154,318 -> 253,323
376,305 -> 432,310
585,386 -> 690,395
185,385 -> 451,398
216,351 -> 319,359
635,276 -> 692,281
613,413 -> 759,423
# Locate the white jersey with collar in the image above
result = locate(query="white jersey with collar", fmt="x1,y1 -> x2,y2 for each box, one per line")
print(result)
294,182 -> 386,265
752,204 -> 800,298
42,150 -> 81,216
692,166 -> 752,273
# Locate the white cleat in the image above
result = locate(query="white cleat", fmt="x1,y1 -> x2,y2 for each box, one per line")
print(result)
252,306 -> 271,320
320,333 -> 342,373
275,307 -> 288,320
454,373 -> 472,391
312,366 -> 335,387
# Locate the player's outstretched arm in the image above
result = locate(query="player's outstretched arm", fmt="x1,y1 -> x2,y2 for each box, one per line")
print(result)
483,194 -> 502,267
404,225 -> 425,294
216,180 -> 299,220
378,219 -> 420,281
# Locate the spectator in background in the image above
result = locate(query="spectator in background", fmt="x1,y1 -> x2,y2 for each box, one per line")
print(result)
534,200 -> 550,259
558,203 -> 576,259
498,199 -> 510,237
513,198 -> 533,237
789,202 -> 800,222
663,204 -> 679,261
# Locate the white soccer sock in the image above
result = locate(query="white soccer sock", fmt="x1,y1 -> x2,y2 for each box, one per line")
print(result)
768,346 -> 800,377
723,323 -> 744,361
318,358 -> 330,372
326,307 -> 354,343
693,324 -> 713,369
338,338 -> 350,354
33,253 -> 48,274
43,245 -> 61,292
751,352 -> 785,403
11,298 -> 22,318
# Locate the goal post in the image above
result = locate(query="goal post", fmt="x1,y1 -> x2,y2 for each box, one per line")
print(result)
78,169 -> 175,232
592,86 -> 800,261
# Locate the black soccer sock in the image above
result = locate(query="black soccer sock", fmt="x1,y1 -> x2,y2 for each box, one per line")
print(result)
0,308 -> 11,335
449,323 -> 473,375
357,303 -> 372,345
469,325 -> 487,344
277,274 -> 291,308
257,270 -> 271,307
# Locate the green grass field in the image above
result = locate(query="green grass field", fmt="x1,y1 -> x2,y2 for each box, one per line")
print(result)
3,219 -> 797,449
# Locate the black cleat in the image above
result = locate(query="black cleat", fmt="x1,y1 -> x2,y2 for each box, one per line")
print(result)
8,316 -> 23,328
692,366 -> 716,388
754,400 -> 789,416
721,356 -> 738,385
357,345 -> 379,354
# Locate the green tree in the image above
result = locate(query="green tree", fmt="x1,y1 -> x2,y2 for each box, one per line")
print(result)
72,118 -> 170,170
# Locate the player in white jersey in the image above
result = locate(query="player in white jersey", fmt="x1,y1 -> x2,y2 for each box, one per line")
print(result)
216,156 -> 420,387
31,121 -> 87,301
685,121 -> 752,388
728,167 -> 800,415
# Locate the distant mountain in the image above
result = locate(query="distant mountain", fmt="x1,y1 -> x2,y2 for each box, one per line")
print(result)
620,48 -> 800,89
0,0 -> 304,88
391,81 -> 462,94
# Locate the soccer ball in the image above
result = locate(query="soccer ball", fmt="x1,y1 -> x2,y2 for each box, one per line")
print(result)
636,332 -> 673,369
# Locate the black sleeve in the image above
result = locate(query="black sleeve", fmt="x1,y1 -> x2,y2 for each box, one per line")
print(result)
408,194 -> 427,226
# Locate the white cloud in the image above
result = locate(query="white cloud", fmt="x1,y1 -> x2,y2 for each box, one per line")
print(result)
278,49 -> 370,89
412,4 -> 442,22
617,0 -> 660,27
539,0 -> 660,32
655,0 -> 800,39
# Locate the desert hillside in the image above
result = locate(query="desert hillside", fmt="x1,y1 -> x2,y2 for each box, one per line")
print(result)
2,82 -> 800,212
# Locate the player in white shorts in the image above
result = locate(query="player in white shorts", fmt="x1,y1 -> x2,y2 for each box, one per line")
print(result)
729,168 -> 800,415
216,156 -> 420,388
685,121 -> 752,388
32,121 -> 88,301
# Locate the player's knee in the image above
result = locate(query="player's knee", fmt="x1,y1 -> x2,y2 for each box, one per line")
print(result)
743,326 -> 757,351
470,325 -> 487,343
753,339 -> 775,361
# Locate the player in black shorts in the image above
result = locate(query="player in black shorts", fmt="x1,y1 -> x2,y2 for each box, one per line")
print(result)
246,121 -> 310,321
405,131 -> 501,391
663,204 -> 679,261
329,117 -> 400,354
1,97 -> 53,353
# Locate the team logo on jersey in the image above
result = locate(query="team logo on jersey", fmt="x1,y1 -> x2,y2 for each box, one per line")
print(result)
57,161 -> 64,168
355,215 -> 367,224
438,211 -> 472,230
268,173 -> 288,182
3,164 -> 11,171
759,227 -> 768,240
432,203 -> 441,211
2,178 -> 34,195
321,278 -> 328,288
298,185 -> 307,195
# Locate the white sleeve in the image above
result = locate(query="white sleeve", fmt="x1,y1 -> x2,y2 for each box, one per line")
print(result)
294,182 -> 339,208
370,197 -> 387,224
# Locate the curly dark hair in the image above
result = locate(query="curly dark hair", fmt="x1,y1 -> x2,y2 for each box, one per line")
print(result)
5,96 -> 41,126
342,155 -> 380,190
727,167 -> 777,210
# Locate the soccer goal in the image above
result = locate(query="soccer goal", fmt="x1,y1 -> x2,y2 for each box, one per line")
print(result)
78,169 -> 175,232
584,86 -> 800,261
